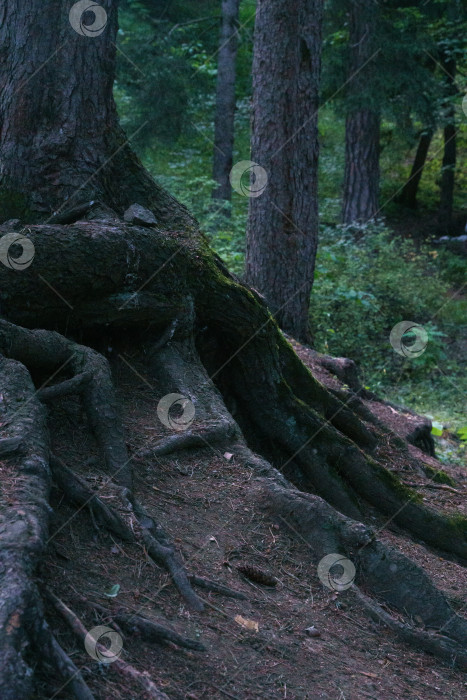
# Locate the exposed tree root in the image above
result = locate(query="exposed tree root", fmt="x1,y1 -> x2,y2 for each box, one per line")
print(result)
265,481 -> 467,668
139,420 -> 236,458
0,356 -> 50,699
0,319 -> 132,490
38,624 -> 96,700
305,345 -> 436,456
49,454 -> 134,543
50,453 -> 246,605
188,575 -> 247,600
73,598 -> 205,651
0,320 -> 207,610
0,220 -> 466,695
355,590 -> 467,671
49,454 -> 204,611
0,436 -> 23,456
37,370 -> 93,402
311,351 -> 363,394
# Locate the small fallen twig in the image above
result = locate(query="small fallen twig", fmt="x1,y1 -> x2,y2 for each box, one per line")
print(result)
45,589 -> 171,699
78,597 -> 205,651
189,575 -> 247,600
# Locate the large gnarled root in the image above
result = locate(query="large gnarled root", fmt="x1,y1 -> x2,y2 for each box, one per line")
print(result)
0,319 -> 207,610
0,319 -> 132,489
265,481 -> 467,670
199,277 -> 467,559
0,222 -> 458,557
0,355 -> 96,699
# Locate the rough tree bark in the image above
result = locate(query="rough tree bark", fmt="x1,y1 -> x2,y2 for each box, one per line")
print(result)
212,0 -> 240,206
245,0 -> 323,342
438,50 -> 457,234
398,129 -> 433,209
1,1 -> 466,697
341,0 -> 380,225
0,0 -> 193,228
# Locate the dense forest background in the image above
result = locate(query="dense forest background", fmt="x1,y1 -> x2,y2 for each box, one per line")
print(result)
114,0 -> 466,459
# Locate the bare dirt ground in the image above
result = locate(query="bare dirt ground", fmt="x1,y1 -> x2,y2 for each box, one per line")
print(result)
26,340 -> 466,700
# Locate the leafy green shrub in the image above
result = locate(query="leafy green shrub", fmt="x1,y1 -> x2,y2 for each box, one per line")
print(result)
310,221 -> 454,384
435,247 -> 467,289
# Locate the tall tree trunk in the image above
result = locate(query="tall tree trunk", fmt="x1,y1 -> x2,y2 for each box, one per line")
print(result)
245,0 -> 323,342
398,130 -> 433,209
341,1 -> 380,225
438,53 -> 457,234
212,0 -> 240,207
0,0 -> 192,228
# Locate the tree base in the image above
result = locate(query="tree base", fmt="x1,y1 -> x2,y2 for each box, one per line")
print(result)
0,219 -> 466,697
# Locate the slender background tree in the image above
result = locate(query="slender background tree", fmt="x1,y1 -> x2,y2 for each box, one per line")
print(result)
436,0 -> 463,233
212,0 -> 241,206
398,128 -> 434,209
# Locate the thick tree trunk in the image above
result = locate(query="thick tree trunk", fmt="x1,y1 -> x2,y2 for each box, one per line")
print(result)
245,0 -> 323,342
212,0 -> 240,206
0,0 -> 193,228
398,130 -> 433,209
438,54 -> 457,234
341,0 -> 380,225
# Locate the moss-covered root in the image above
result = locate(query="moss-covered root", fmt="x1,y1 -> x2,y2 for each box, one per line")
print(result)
0,319 -> 132,489
265,482 -> 467,669
295,426 -> 467,560
198,271 -> 467,557
334,445 -> 467,560
224,345 -> 467,559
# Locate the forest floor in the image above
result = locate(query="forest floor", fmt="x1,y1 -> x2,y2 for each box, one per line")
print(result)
30,339 -> 466,700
